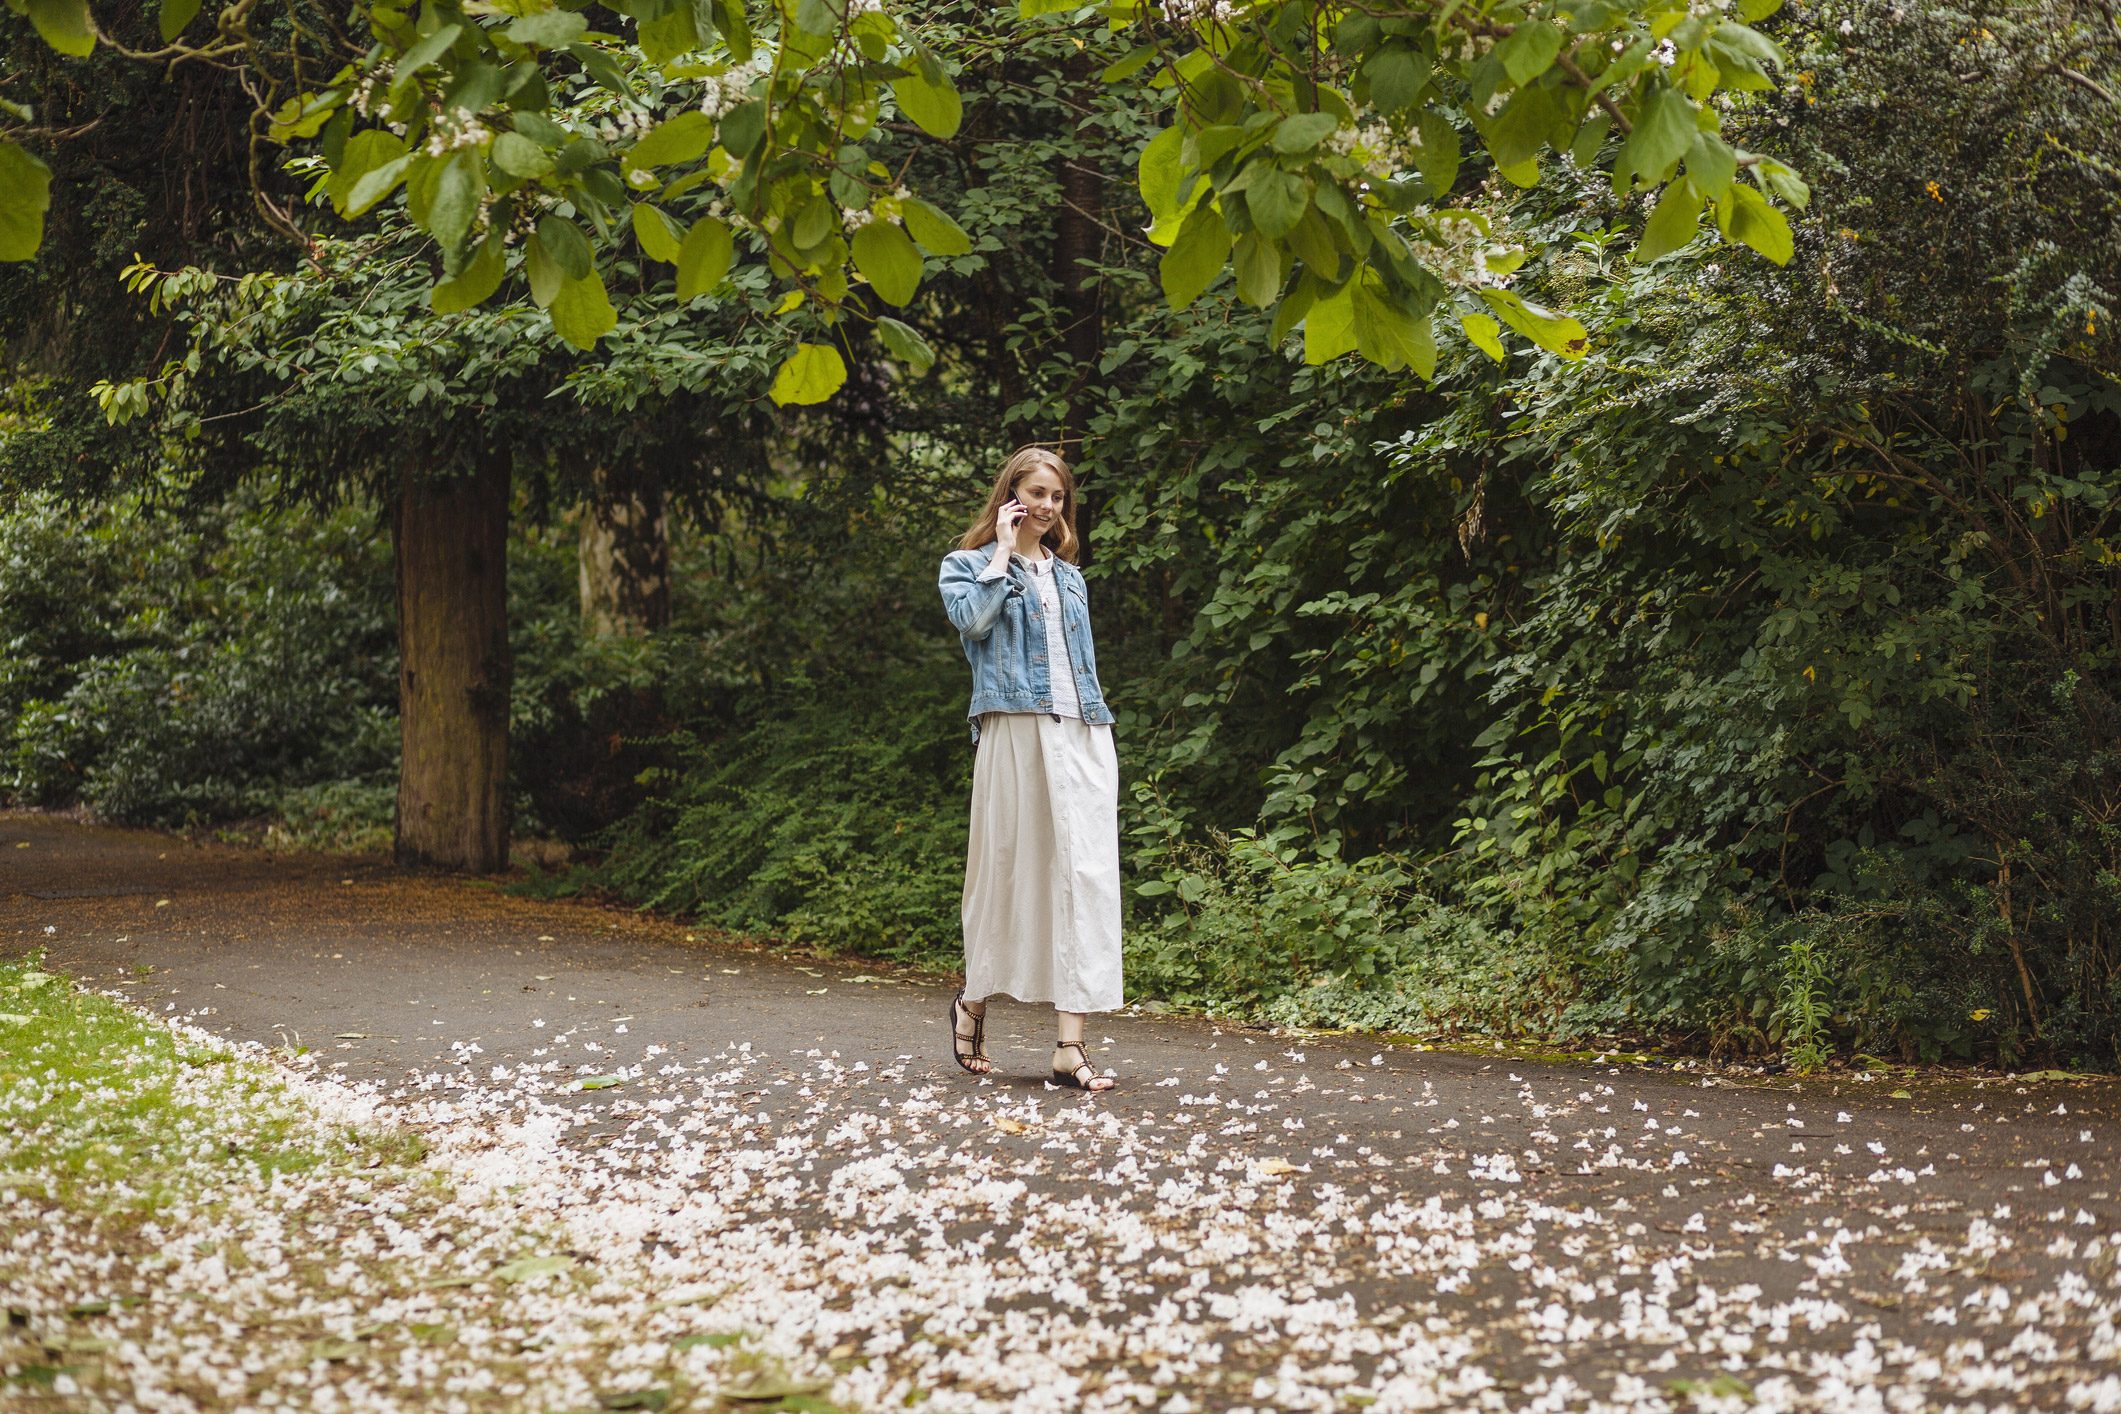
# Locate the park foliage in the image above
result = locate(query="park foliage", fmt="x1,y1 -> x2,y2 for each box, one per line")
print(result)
1,0 -> 2117,1067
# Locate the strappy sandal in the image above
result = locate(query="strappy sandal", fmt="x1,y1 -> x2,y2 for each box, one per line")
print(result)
1051,1039 -> 1113,1092
949,993 -> 991,1075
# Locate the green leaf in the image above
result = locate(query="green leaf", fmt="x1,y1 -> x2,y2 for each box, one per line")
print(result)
550,268 -> 617,350
1719,182 -> 1793,264
1494,23 -> 1564,87
1137,125 -> 1184,222
1019,0 -> 1081,13
536,215 -> 593,280
491,131 -> 554,181
1245,165 -> 1307,241
852,220 -> 923,306
827,142 -> 870,209
267,90 -> 344,143
158,0 -> 202,42
344,156 -> 412,219
1483,81 -> 1565,170
403,150 -> 443,227
715,0 -> 753,62
429,153 -> 482,248
1287,206 -> 1342,277
721,1371 -> 829,1402
1232,232 -> 1284,308
891,67 -> 962,139
1496,156 -> 1541,188
1267,290 -> 1330,362
396,23 -> 463,79
506,9 -> 588,47
1634,180 -> 1700,262
638,5 -> 697,64
0,141 -> 54,262
526,232 -> 562,308
1405,310 -> 1436,379
494,1255 -> 575,1283
630,111 -> 715,169
1271,112 -> 1340,155
1351,274 -> 1430,374
1364,48 -> 1428,113
1569,111 -> 1612,168
1302,284 -> 1357,365
675,217 -> 734,299
900,197 -> 971,256
1159,206 -> 1231,311
1751,156 -> 1810,210
791,197 -> 834,252
716,101 -> 765,157
27,0 -> 93,56
440,60 -> 508,116
769,343 -> 848,405
1100,45 -> 1156,83
631,204 -> 686,263
1480,287 -> 1588,359
1685,131 -> 1737,200
1620,87 -> 1696,185
329,130 -> 410,217
793,0 -> 844,35
430,234 -> 505,313
875,315 -> 936,375
513,111 -> 568,146
1459,312 -> 1505,361
1413,110 -> 1460,198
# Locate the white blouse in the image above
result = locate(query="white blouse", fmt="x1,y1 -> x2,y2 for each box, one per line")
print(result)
1019,553 -> 1081,720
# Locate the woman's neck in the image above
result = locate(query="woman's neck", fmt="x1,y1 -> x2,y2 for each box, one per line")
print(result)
1011,528 -> 1049,559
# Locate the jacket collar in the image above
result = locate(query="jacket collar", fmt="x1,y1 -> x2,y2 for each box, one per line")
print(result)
977,539 -> 1071,576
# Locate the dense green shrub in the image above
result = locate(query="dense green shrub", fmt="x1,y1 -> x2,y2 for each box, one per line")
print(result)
1073,0 -> 2120,1066
0,492 -> 398,839
589,662 -> 973,964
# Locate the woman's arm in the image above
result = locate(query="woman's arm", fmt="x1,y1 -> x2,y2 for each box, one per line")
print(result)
939,549 -> 1012,640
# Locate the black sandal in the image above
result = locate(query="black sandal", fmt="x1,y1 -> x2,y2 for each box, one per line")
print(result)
1051,1040 -> 1113,1091
949,993 -> 991,1075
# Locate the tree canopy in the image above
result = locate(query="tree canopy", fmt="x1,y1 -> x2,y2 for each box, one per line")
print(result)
7,0 -> 1807,403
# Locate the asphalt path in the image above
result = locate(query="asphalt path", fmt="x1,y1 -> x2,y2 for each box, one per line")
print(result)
5,810 -> 2118,1410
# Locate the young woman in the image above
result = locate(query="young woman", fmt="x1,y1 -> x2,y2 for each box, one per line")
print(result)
936,445 -> 1121,1092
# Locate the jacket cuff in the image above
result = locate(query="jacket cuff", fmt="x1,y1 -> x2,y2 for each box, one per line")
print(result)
976,557 -> 1010,584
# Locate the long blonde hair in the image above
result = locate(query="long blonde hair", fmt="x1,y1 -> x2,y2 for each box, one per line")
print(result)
956,444 -> 1081,563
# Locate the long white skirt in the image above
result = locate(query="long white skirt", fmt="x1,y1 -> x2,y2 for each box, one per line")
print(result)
962,711 -> 1124,1013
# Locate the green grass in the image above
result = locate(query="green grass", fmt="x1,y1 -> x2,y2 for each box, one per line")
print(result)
0,950 -> 419,1213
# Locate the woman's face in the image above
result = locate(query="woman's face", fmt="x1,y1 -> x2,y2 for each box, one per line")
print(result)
1013,466 -> 1067,535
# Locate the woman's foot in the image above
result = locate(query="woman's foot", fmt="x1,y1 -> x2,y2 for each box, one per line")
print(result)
1051,1040 -> 1114,1091
950,994 -> 992,1075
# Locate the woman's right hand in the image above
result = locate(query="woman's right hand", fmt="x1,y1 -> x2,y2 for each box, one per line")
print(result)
995,498 -> 1027,551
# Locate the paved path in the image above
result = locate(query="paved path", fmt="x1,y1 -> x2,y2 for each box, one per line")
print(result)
5,810 -> 2119,1410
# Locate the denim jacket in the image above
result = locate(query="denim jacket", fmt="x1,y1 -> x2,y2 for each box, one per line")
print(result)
939,542 -> 1115,743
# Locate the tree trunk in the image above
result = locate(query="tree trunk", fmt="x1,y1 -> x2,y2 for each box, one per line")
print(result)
578,462 -> 672,637
1056,55 -> 1105,418
392,454 -> 513,872
1056,49 -> 1106,563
